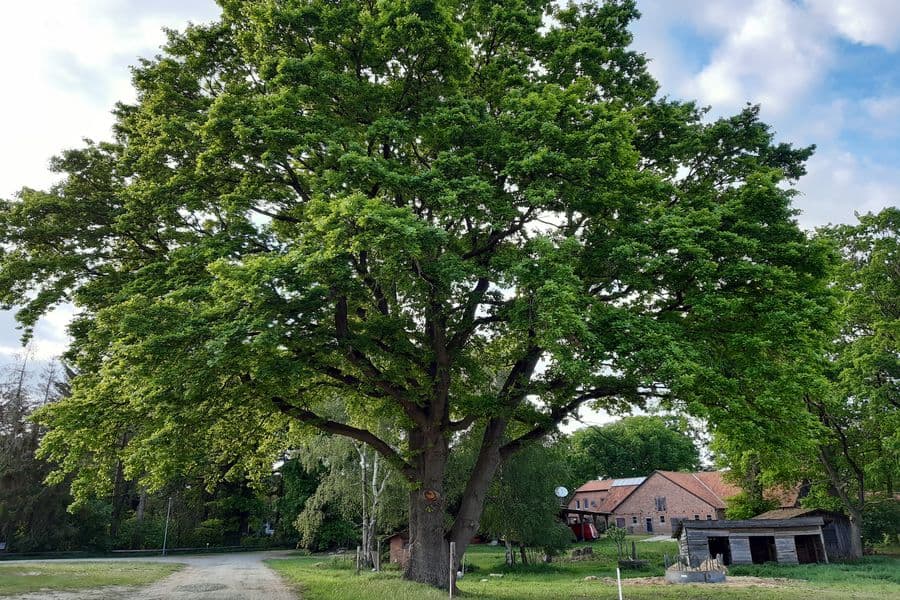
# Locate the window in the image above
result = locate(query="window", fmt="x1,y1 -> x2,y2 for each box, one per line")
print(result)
694,515 -> 700,520
706,515 -> 712,521
591,501 -> 597,507
575,499 -> 580,508
616,517 -> 626,528
659,515 -> 666,523
654,496 -> 667,511
632,516 -> 638,525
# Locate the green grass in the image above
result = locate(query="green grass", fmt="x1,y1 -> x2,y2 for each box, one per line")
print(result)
730,556 -> 900,585
0,561 -> 181,596
267,536 -> 900,600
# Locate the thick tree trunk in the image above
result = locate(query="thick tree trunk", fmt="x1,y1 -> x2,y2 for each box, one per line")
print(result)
403,417 -> 513,588
448,419 -> 507,558
847,507 -> 864,559
405,429 -> 451,589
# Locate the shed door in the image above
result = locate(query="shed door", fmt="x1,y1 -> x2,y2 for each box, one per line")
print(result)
645,517 -> 653,533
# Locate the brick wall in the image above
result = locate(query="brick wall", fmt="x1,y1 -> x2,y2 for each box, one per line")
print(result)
613,473 -> 720,535
569,490 -> 608,511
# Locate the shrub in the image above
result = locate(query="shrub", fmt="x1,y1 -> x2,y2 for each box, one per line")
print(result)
863,500 -> 900,546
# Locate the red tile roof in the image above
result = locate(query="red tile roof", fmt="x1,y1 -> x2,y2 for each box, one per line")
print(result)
595,484 -> 640,512
572,470 -> 799,514
656,470 -> 741,509
574,479 -> 614,493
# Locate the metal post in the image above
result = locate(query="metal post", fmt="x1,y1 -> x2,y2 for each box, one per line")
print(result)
161,496 -> 173,557
449,541 -> 457,599
616,567 -> 623,600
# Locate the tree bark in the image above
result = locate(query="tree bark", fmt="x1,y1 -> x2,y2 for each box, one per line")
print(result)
404,428 -> 451,589
448,418 -> 507,557
847,506 -> 864,559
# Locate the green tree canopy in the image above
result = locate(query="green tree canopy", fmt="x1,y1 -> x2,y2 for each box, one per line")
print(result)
0,0 -> 829,588
712,208 -> 899,555
568,415 -> 700,482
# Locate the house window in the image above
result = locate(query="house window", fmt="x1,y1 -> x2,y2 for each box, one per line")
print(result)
659,515 -> 666,523
694,515 -> 700,520
706,515 -> 712,520
654,496 -> 667,511
632,516 -> 638,525
575,499 -> 580,508
591,501 -> 597,508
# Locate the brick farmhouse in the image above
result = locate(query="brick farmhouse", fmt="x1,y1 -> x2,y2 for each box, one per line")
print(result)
568,470 -> 798,535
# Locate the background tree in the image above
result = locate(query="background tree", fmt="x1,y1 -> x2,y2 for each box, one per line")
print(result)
293,435 -> 406,559
479,442 -> 574,565
713,208 -> 899,555
0,0 -> 829,588
567,416 -> 700,483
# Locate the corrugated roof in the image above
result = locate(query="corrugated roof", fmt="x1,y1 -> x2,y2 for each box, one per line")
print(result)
753,507 -> 821,520
673,517 -> 825,538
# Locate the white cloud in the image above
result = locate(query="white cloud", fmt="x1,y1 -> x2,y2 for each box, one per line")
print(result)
0,1 -> 218,365
808,0 -> 900,50
0,0 -> 219,198
794,149 -> 900,229
861,94 -> 900,120
683,0 -> 832,116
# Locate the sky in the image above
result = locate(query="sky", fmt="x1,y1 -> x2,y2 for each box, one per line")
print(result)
0,1 -> 897,401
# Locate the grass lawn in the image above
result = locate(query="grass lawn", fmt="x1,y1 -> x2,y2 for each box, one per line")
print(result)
268,536 -> 900,600
0,561 -> 181,596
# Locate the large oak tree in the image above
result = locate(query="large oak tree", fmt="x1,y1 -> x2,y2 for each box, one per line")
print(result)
1,0 -> 829,588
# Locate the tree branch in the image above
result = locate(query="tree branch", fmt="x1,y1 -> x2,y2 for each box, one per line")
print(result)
499,383 -> 633,459
334,294 -> 428,426
271,396 -> 416,482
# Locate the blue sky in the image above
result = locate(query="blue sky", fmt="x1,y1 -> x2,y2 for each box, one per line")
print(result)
0,0 -> 897,381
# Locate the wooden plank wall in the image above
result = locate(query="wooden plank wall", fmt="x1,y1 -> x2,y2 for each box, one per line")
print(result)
685,530 -> 710,566
775,535 -> 799,564
730,536 -> 752,564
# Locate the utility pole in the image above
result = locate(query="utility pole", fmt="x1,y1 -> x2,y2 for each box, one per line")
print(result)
162,496 -> 173,556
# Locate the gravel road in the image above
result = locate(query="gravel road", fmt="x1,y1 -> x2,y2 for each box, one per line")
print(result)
8,551 -> 299,600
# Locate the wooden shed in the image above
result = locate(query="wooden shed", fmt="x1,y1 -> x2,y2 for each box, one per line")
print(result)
753,508 -> 855,561
672,518 -> 828,567
386,532 -> 410,567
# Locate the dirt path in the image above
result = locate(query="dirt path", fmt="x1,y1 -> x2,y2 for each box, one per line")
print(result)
8,551 -> 299,600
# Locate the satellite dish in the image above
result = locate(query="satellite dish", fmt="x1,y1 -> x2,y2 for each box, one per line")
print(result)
554,486 -> 569,498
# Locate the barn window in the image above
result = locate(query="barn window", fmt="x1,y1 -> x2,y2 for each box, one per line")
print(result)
659,515 -> 666,523
694,515 -> 700,520
654,497 -> 667,511
632,516 -> 638,524
706,515 -> 712,520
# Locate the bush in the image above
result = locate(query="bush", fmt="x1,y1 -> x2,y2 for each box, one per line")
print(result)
863,499 -> 900,546
114,516 -> 165,550
724,492 -> 778,520
188,518 -> 226,547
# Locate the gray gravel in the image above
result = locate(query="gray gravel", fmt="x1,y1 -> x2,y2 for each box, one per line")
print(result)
7,551 -> 299,600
